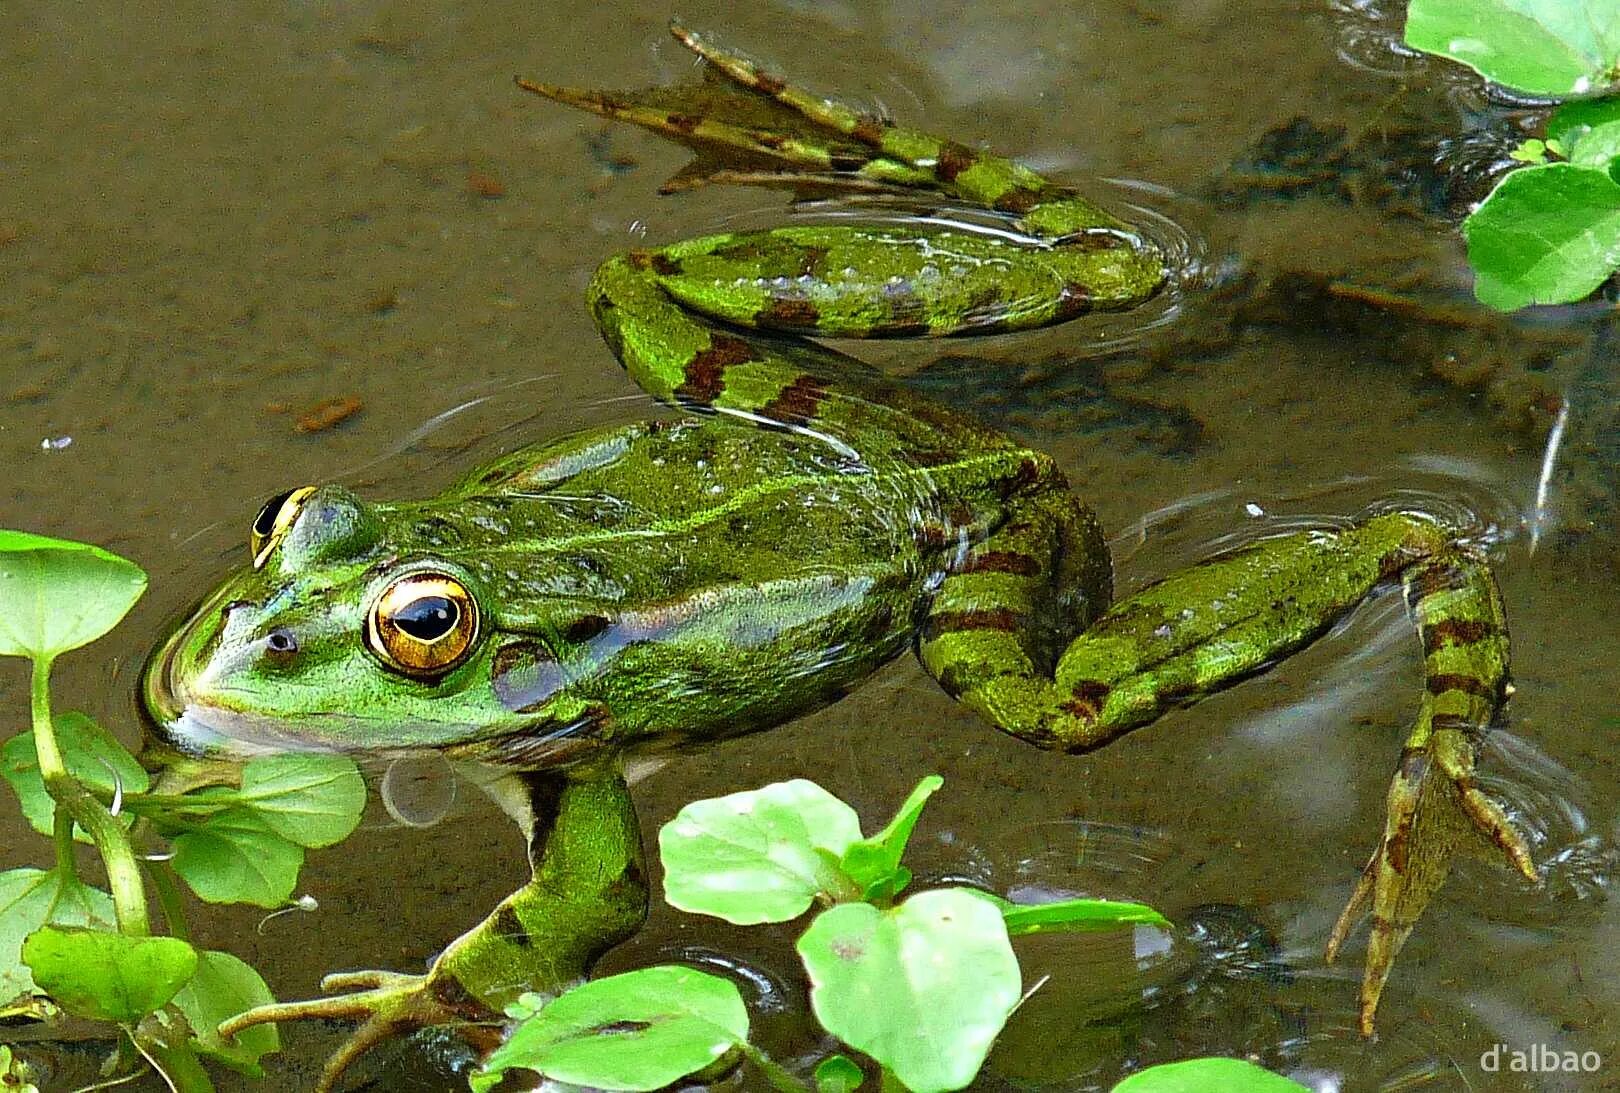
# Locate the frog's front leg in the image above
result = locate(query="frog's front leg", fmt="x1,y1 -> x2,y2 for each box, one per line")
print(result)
220,765 -> 645,1093
920,508 -> 1539,1033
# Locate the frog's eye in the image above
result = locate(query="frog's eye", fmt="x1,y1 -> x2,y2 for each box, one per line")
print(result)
250,485 -> 317,569
367,572 -> 480,677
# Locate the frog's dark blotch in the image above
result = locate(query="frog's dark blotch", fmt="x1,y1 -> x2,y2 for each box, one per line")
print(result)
934,141 -> 978,183
1425,673 -> 1496,700
757,297 -> 821,329
1420,617 -> 1493,655
920,607 -> 1025,643
958,550 -> 1041,577
562,615 -> 612,643
674,334 -> 756,404
492,905 -> 532,948
759,374 -> 828,426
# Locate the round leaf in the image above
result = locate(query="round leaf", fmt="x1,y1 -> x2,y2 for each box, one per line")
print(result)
1405,0 -> 1620,97
21,926 -> 196,1024
1463,162 -> 1620,309
1111,1057 -> 1310,1092
0,869 -> 115,1003
0,531 -> 147,660
474,965 -> 747,1092
814,1054 -> 866,1092
172,811 -> 304,907
659,779 -> 862,924
797,888 -> 1020,1092
2,713 -> 149,839
170,950 -> 280,1075
234,754 -> 367,848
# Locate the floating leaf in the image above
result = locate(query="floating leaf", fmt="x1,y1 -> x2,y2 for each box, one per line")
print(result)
1111,1057 -> 1311,1092
172,811 -> 304,907
171,949 -> 280,1075
814,1054 -> 865,1092
22,926 -> 196,1024
659,779 -> 862,924
1405,0 -> 1620,97
472,966 -> 747,1093
232,754 -> 367,848
0,531 -> 146,660
1,713 -> 149,838
1463,162 -> 1620,309
1002,897 -> 1171,936
839,774 -> 941,900
1548,97 -> 1620,149
0,868 -> 115,1002
797,888 -> 1020,1092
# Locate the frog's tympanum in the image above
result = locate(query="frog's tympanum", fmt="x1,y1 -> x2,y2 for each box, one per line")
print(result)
142,25 -> 1538,1089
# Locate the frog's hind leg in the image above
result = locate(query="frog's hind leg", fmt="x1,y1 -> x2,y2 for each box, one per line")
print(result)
521,22 -> 1151,244
918,509 -> 1538,1033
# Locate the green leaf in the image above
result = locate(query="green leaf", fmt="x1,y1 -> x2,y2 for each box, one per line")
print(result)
0,868 -> 115,1003
1111,1057 -> 1310,1092
2,713 -> 149,838
1002,897 -> 1171,936
0,531 -> 147,660
1548,97 -> 1620,147
1565,121 -> 1620,170
1405,0 -> 1620,97
1510,137 -> 1550,164
1463,161 -> 1620,309
839,774 -> 942,898
171,950 -> 279,1076
472,966 -> 748,1093
658,779 -> 863,924
814,1054 -> 865,1092
21,926 -> 196,1024
171,811 -> 304,907
231,754 -> 367,848
797,888 -> 1021,1093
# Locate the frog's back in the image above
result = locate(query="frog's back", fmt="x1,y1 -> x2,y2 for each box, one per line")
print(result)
383,416 -> 1019,756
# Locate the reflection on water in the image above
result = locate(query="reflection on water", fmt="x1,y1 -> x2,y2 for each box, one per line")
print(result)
3,1 -> 1619,1090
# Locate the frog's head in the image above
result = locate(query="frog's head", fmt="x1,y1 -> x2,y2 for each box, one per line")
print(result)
143,484 -> 562,760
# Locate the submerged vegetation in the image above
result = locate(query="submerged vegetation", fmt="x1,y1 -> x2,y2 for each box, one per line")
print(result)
1405,0 -> 1620,308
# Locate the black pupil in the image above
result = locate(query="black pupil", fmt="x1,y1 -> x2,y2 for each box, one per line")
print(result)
395,596 -> 458,641
253,488 -> 299,537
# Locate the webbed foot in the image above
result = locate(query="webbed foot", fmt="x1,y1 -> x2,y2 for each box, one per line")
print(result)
219,968 -> 498,1093
1326,722 -> 1539,1034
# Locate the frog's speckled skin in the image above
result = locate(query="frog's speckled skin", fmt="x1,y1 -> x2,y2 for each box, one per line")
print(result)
143,25 -> 1538,1089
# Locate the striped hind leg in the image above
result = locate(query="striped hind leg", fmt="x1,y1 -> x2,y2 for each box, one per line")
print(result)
1325,550 -> 1538,1035
521,22 -> 1147,242
917,510 -> 1538,1034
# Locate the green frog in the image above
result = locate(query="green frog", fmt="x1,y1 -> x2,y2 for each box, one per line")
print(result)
142,24 -> 1538,1090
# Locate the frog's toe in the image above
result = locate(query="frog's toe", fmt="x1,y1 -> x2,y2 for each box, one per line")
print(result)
220,972 -> 496,1093
1325,731 -> 1540,1036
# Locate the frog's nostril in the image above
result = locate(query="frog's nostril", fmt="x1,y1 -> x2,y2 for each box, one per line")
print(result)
266,629 -> 299,656
223,600 -> 253,618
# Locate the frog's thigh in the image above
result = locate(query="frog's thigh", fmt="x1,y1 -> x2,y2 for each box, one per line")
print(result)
647,226 -> 1141,338
918,482 -> 1111,744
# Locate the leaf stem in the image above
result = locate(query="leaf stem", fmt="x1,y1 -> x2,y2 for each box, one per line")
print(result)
150,865 -> 191,943
29,655 -> 150,936
739,1044 -> 813,1092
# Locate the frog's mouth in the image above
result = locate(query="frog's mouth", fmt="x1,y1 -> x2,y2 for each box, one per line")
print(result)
141,618 -> 355,758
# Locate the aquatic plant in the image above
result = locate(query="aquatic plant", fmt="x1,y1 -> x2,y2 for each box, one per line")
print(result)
0,530 -> 366,1090
1404,0 -> 1620,309
474,776 -> 1302,1093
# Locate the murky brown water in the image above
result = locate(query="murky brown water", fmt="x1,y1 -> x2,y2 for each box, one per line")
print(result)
4,1 -> 1618,1090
